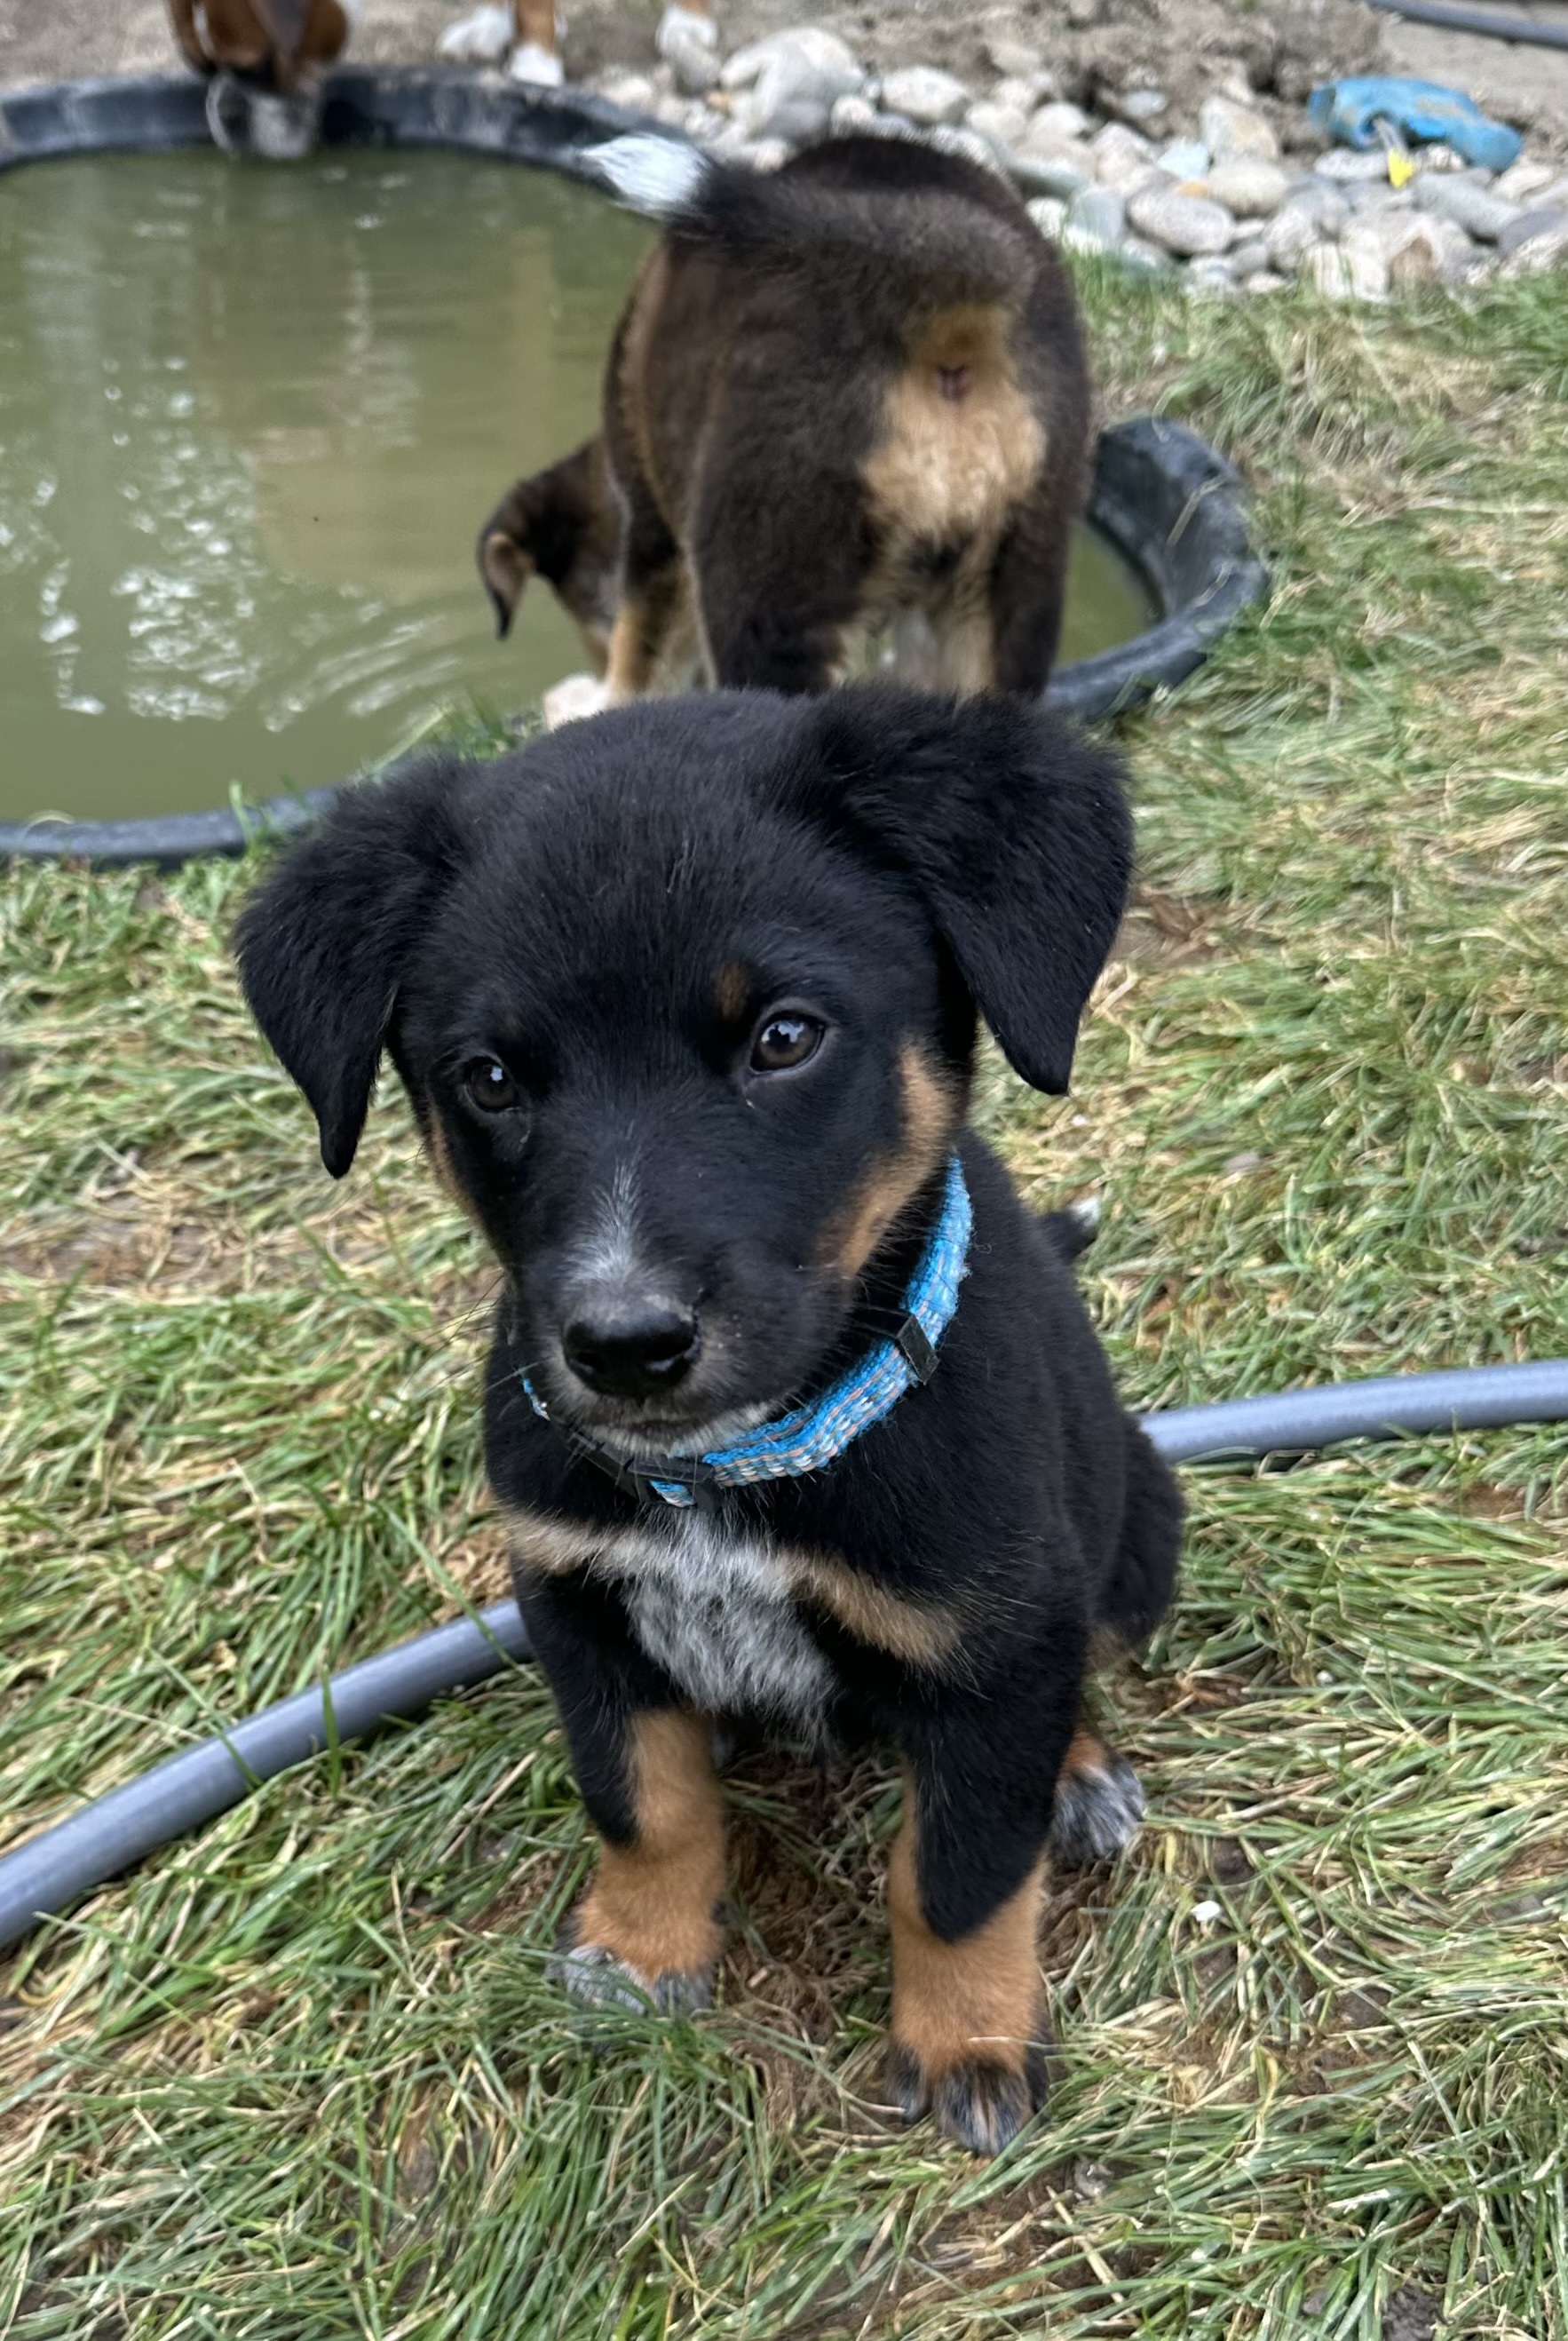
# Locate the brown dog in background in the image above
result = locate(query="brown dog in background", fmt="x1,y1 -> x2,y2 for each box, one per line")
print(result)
478,132 -> 1092,705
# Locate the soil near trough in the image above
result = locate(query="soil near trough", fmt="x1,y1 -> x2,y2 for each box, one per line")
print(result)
5,2 -> 1568,152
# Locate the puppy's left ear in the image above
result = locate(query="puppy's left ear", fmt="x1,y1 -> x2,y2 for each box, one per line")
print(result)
804,688 -> 1133,1093
233,758 -> 465,1177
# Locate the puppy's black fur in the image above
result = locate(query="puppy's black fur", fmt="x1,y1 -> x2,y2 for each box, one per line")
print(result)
235,686 -> 1181,2155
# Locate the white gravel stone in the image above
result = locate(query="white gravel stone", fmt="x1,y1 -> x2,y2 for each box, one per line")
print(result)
1313,147 -> 1391,184
1091,122 -> 1159,195
1416,175 -> 1521,243
740,136 -> 790,171
1493,157 -> 1557,205
1262,182 -> 1349,271
1010,131 -> 1092,200
1498,204 -> 1568,258
598,69 -> 658,112
1228,236 -> 1271,277
1158,139 -> 1211,180
721,27 -> 863,139
825,91 -> 873,134
1304,238 -> 1388,299
1119,235 -> 1168,271
1033,99 -> 1092,144
1500,220 -> 1568,274
1386,214 -> 1476,288
1185,254 -> 1239,295
656,4 -> 719,94
992,75 -> 1048,117
1199,94 -> 1279,164
1128,180 -> 1236,258
879,65 -> 970,125
1065,185 -> 1126,250
1026,194 -> 1068,238
1204,157 -> 1290,218
1110,87 -> 1169,128
986,35 -> 1049,84
966,99 -> 1033,155
1242,268 -> 1289,292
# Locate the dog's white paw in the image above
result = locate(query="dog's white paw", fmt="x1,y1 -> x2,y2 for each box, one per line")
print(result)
554,1940 -> 715,2017
438,4 -> 515,65
1049,1752 -> 1146,1868
509,39 -> 566,85
542,672 -> 610,730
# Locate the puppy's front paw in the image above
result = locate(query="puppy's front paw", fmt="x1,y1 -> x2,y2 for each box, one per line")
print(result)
883,2037 -> 1049,2156
554,1938 -> 715,2017
436,3 -> 514,62
1049,1745 -> 1146,1869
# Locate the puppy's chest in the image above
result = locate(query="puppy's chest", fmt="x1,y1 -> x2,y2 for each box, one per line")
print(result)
587,1512 -> 836,1731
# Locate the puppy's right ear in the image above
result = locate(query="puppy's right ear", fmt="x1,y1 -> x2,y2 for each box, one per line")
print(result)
233,760 -> 463,1178
478,507 -> 534,640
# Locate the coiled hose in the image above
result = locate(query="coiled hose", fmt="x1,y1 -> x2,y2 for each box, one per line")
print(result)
3,1357 -> 1566,1951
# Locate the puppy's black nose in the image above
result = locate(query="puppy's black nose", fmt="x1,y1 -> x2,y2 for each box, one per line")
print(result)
562,1298 -> 700,1400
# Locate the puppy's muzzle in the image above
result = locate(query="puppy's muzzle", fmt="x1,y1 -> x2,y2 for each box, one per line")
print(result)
561,1289 -> 701,1401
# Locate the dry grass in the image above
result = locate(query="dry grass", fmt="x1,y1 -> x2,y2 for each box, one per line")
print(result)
3,267 -> 1568,2338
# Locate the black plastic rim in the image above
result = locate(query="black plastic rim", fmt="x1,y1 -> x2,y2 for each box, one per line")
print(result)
0,70 -> 1269,868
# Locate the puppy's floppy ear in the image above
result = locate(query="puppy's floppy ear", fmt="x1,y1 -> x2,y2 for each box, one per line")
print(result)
233,759 -> 464,1178
803,687 -> 1132,1094
478,505 -> 535,640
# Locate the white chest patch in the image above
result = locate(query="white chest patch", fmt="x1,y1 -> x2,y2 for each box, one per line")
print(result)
615,1516 -> 835,1731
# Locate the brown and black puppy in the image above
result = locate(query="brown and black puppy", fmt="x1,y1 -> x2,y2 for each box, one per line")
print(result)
234,686 -> 1180,2157
170,0 -> 360,155
478,134 -> 1092,706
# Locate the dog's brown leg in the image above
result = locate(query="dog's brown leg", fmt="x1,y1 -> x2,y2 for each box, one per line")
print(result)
885,1781 -> 1049,2155
562,1709 -> 726,2013
513,0 -> 558,53
986,491 -> 1080,697
605,498 -> 685,703
1049,1725 -> 1147,1868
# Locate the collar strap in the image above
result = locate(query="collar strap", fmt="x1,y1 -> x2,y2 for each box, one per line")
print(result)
521,1154 -> 972,1509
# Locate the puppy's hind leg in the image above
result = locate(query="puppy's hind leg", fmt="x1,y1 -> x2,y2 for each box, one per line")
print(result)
605,492 -> 685,704
1049,1420 -> 1183,1870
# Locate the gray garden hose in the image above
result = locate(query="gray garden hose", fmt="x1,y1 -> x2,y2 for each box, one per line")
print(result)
3,1358 -> 1566,1953
1366,0 -> 1568,52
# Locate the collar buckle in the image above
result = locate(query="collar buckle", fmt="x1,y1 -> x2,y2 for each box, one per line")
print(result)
895,1313 -> 939,1385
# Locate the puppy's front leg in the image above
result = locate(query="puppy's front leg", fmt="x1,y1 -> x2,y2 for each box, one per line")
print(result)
520,1570 -> 726,2015
885,1687 -> 1078,2155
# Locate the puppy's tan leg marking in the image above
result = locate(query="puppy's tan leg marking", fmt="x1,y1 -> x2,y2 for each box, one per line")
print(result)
794,1559 -> 961,1670
605,565 -> 688,703
885,1784 -> 1049,2153
1049,1726 -> 1147,1869
569,1710 -> 726,2007
819,1042 -> 958,1282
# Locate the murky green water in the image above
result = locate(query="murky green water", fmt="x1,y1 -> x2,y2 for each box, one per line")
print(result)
0,150 -> 1152,827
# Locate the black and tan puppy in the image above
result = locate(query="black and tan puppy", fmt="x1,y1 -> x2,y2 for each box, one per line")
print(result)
479,134 -> 1092,704
234,686 -> 1180,2155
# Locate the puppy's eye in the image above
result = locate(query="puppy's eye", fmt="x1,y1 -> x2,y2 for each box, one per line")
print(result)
749,1012 -> 825,1074
459,1056 -> 520,1113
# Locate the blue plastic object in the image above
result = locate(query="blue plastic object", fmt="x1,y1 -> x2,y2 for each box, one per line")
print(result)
1309,74 -> 1524,173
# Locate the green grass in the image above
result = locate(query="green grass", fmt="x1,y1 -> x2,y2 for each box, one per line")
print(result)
4,266 -> 1568,2339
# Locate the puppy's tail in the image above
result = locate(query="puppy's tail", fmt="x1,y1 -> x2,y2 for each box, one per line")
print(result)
584,134 -> 1037,306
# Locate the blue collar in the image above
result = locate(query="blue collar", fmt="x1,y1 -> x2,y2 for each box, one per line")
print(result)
521,1154 -> 972,1510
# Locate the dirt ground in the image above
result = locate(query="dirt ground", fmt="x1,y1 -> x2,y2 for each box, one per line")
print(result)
3,3 -> 1568,150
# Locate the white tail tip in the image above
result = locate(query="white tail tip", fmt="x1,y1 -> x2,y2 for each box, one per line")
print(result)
1067,1194 -> 1103,1235
587,133 -> 707,216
